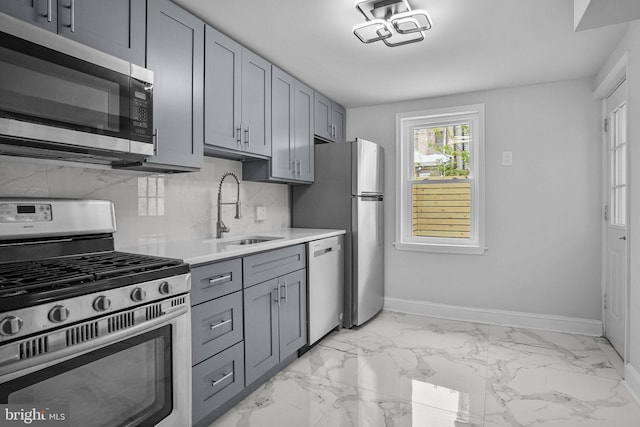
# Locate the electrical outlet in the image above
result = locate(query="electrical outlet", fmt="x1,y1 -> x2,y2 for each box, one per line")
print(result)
256,206 -> 266,221
502,151 -> 513,166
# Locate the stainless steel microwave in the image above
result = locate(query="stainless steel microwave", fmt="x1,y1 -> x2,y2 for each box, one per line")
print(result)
0,13 -> 154,165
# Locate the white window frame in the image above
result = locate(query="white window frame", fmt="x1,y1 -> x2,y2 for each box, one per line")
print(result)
395,104 -> 485,254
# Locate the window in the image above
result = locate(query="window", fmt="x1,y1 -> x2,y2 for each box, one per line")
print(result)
395,105 -> 485,254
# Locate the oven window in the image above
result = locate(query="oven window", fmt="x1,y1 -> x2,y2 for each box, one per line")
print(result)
1,326 -> 172,427
0,33 -> 129,137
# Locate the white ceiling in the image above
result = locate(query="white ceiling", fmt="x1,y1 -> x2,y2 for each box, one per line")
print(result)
172,0 -> 628,108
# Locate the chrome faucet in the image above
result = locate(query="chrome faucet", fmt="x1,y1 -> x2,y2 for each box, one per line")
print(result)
216,172 -> 241,238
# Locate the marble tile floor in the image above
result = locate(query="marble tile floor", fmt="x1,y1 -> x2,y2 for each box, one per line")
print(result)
209,311 -> 640,427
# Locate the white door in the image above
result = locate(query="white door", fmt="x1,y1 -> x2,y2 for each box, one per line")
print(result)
604,80 -> 628,357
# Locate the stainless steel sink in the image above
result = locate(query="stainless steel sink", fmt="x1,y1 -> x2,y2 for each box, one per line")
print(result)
222,236 -> 282,246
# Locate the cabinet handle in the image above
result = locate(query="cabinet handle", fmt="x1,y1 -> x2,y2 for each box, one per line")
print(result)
296,160 -> 301,176
245,126 -> 250,146
291,161 -> 296,173
274,286 -> 281,305
236,127 -> 242,146
281,281 -> 288,304
208,273 -> 232,287
69,0 -> 75,32
209,318 -> 232,330
47,0 -> 52,22
211,372 -> 233,387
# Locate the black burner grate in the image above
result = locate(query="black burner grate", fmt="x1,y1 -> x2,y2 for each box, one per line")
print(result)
0,252 -> 185,299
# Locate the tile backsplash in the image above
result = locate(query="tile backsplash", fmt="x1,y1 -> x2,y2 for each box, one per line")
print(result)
0,156 -> 290,248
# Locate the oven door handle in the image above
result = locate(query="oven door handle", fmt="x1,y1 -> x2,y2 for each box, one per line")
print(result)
0,304 -> 188,378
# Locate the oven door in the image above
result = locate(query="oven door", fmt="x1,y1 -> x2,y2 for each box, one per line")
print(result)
0,302 -> 191,427
0,13 -> 154,158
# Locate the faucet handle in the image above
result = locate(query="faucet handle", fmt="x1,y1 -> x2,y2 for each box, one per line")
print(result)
235,201 -> 241,219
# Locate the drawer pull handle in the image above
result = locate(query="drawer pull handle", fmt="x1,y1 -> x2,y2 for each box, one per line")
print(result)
209,319 -> 232,330
211,372 -> 233,387
209,274 -> 232,286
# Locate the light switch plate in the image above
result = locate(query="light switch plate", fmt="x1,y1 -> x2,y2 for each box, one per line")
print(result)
502,151 -> 513,166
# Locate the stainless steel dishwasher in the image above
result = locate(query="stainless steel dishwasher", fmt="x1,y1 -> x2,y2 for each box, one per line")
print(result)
307,235 -> 344,345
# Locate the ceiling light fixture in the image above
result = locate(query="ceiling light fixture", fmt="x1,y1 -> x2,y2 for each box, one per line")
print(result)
353,0 -> 432,47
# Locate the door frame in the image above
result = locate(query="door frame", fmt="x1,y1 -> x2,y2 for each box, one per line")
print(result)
595,52 -> 629,363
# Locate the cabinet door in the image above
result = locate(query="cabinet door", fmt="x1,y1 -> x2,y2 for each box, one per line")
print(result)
271,66 -> 294,180
0,0 -> 57,32
146,0 -> 203,170
244,279 -> 279,386
314,91 -> 333,142
241,48 -> 271,157
294,80 -> 314,182
204,26 -> 242,152
332,102 -> 347,144
191,291 -> 243,365
278,269 -> 307,359
192,341 -> 244,425
57,0 -> 145,65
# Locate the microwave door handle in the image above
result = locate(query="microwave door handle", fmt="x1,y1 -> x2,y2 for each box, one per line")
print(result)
154,128 -> 159,155
47,0 -> 52,22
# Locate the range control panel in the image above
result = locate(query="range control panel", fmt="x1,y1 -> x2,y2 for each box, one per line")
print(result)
0,203 -> 52,223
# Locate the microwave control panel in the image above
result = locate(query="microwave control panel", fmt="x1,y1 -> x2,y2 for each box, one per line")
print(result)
0,203 -> 52,223
130,78 -> 153,140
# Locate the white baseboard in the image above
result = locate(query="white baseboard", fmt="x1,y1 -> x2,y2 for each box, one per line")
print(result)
624,363 -> 640,406
384,297 -> 603,336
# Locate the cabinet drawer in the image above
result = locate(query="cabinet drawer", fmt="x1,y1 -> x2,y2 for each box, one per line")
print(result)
192,291 -> 243,365
191,258 -> 242,305
192,341 -> 244,424
243,245 -> 306,287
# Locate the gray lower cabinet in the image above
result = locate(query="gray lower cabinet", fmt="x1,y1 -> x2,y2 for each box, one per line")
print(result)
243,246 -> 307,386
191,258 -> 244,426
192,341 -> 244,425
204,25 -> 271,159
192,246 -> 307,425
314,91 -> 346,143
129,0 -> 203,172
0,0 -> 145,65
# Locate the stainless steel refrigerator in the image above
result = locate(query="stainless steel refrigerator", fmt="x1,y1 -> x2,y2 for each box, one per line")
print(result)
292,138 -> 384,328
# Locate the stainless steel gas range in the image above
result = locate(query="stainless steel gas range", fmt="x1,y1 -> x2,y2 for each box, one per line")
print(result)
0,198 -> 192,427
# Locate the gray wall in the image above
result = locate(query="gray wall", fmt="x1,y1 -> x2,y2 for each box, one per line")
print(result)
347,78 -> 602,320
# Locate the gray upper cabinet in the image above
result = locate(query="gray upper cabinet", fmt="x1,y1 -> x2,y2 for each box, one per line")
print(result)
204,25 -> 271,159
314,91 -> 346,143
139,0 -> 203,172
243,67 -> 314,183
241,49 -> 271,157
294,80 -> 315,181
0,0 -> 57,32
204,26 -> 242,152
0,0 -> 145,65
332,102 -> 347,144
57,0 -> 145,65
270,66 -> 295,180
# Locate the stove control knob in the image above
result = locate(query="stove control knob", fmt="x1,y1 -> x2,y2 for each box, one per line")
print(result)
0,316 -> 23,336
48,305 -> 69,323
93,296 -> 111,312
130,287 -> 146,303
158,281 -> 172,295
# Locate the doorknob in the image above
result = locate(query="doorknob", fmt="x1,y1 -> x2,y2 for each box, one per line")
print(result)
620,236 -> 627,240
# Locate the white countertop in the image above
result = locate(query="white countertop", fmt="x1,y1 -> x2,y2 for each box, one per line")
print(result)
118,228 -> 346,265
